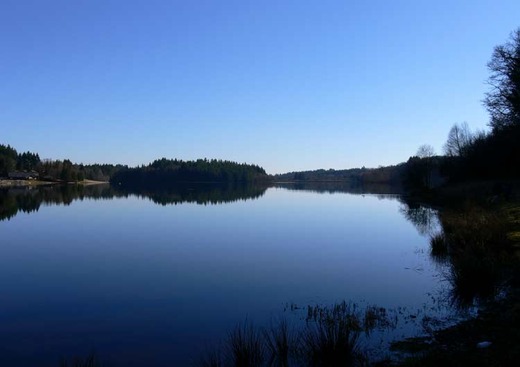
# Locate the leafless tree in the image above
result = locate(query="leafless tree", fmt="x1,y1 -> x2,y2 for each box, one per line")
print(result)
416,144 -> 435,188
483,28 -> 520,131
416,144 -> 435,159
443,122 -> 473,157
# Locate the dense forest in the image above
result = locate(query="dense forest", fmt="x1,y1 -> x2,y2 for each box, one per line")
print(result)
110,158 -> 270,188
1,146 -> 270,187
274,164 -> 406,189
0,144 -> 126,182
0,144 -> 40,175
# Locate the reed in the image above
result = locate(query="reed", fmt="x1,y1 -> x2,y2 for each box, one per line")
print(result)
298,302 -> 366,367
227,321 -> 265,367
263,319 -> 293,367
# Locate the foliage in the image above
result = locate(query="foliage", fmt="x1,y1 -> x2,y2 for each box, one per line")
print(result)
111,158 -> 269,188
0,143 -> 126,182
273,164 -> 406,190
16,151 -> 40,171
0,144 -> 20,176
39,160 -> 126,182
402,155 -> 445,192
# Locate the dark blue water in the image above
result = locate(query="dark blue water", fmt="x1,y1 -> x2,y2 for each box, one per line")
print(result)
0,185 -> 446,366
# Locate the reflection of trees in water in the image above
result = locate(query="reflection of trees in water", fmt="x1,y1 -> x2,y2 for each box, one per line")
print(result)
0,192 -> 20,221
0,183 -> 268,221
116,183 -> 268,206
400,200 -> 514,309
398,201 -> 440,237
275,182 -> 403,197
0,184 -> 121,221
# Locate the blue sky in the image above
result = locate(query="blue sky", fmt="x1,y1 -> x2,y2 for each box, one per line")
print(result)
1,0 -> 519,174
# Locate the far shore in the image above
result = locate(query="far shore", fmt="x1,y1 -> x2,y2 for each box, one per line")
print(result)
80,179 -> 109,186
0,179 -> 108,188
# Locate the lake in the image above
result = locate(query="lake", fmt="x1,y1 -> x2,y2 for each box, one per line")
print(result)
0,183 -> 451,366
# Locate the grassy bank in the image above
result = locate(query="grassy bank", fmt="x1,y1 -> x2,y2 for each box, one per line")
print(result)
389,190 -> 520,366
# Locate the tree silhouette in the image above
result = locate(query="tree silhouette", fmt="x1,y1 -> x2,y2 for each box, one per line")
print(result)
443,122 -> 474,157
484,28 -> 520,131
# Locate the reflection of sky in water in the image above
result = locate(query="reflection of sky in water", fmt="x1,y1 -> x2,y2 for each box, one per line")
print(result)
0,187 -> 449,366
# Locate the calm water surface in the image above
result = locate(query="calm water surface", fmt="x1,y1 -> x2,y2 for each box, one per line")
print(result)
0,184 -> 446,366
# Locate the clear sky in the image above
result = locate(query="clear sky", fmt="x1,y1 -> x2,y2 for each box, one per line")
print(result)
1,0 -> 519,174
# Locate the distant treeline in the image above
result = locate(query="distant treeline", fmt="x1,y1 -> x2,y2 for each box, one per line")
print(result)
274,164 -> 406,189
1,145 -> 271,187
273,117 -> 519,193
111,158 -> 270,188
0,144 -> 126,182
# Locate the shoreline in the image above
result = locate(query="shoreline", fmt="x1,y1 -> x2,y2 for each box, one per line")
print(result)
389,192 -> 520,366
0,179 -> 108,188
0,179 -> 57,187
